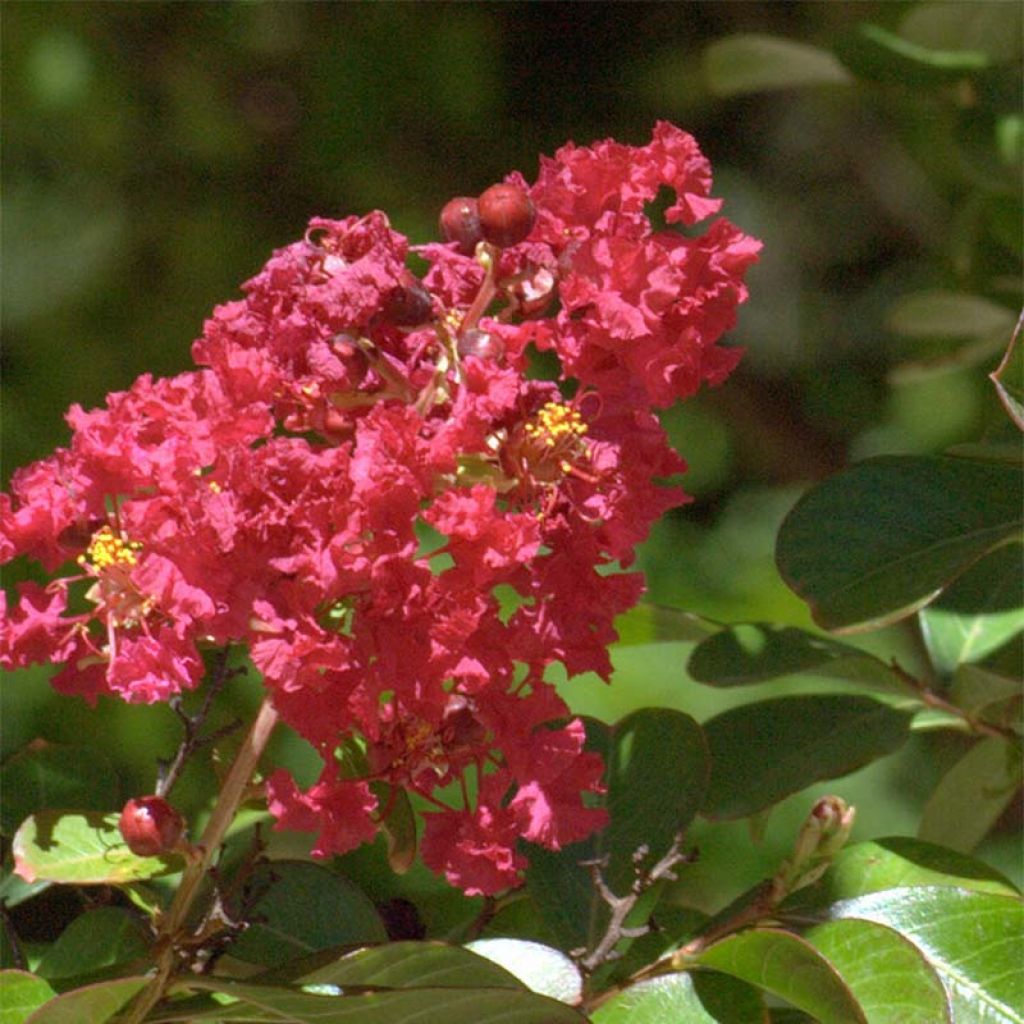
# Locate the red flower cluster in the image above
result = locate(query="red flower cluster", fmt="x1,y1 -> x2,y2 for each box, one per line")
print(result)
1,123 -> 759,894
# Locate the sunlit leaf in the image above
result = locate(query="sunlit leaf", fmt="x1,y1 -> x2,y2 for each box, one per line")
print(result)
22,976 -> 148,1024
0,970 -> 56,1024
12,811 -> 180,885
805,919 -> 950,1023
827,887 -> 1024,1023
464,939 -> 581,1003
694,928 -> 866,1023
776,456 -> 1024,632
701,696 -> 912,820
592,970 -> 766,1023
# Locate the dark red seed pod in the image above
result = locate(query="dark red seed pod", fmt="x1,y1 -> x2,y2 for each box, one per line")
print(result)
119,796 -> 185,857
439,196 -> 482,255
477,183 -> 535,248
457,328 -> 505,362
382,271 -> 433,326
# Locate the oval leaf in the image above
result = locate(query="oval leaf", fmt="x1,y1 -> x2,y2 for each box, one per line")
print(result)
805,919 -> 951,1024
688,624 -> 903,691
465,939 -> 581,1004
704,34 -> 852,96
593,970 -> 766,1023
702,696 -> 912,820
918,544 -> 1024,677
918,737 -> 1022,853
12,811 -> 179,885
694,928 -> 867,1024
776,456 -> 1024,632
828,886 -> 1024,1024
227,860 -> 387,966
0,971 -> 56,1024
0,745 -> 119,838
35,907 -> 150,981
24,976 -> 148,1024
614,604 -> 717,647
886,291 -> 1016,341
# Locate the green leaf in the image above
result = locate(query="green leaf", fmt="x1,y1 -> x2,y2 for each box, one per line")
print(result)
182,977 -> 588,1023
918,737 -> 1022,853
527,709 -> 708,950
836,23 -> 990,85
688,624 -> 903,691
227,860 -> 387,966
464,939 -> 581,1003
701,696 -> 912,820
22,976 -> 148,1024
35,907 -> 150,981
289,942 -> 522,989
991,313 -> 1024,431
805,919 -> 951,1024
0,745 -> 119,838
11,811 -> 180,885
694,928 -> 866,1023
899,2 -> 1023,65
918,544 -> 1024,677
886,291 -> 1016,341
781,836 -> 1019,914
704,34 -> 852,96
614,604 -> 717,646
949,664 -> 1022,727
0,971 -> 56,1024
592,970 -> 766,1023
827,887 -> 1024,1023
776,456 -> 1024,632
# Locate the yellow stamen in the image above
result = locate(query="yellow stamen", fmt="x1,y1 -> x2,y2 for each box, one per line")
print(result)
78,526 -> 142,570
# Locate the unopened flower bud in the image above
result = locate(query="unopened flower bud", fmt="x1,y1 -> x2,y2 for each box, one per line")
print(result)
440,196 -> 482,255
457,328 -> 504,362
382,271 -> 433,327
478,184 -> 535,248
118,796 -> 185,857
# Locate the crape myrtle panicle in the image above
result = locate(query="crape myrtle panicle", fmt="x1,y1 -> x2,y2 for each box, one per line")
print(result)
0,122 -> 760,895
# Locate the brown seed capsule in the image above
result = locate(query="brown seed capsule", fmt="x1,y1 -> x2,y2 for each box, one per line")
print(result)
382,271 -> 433,326
477,183 -> 536,248
118,796 -> 185,857
457,328 -> 505,362
439,196 -> 482,255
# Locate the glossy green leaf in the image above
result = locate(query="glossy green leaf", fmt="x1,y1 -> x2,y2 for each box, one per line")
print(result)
688,624 -> 903,691
991,314 -> 1024,431
527,709 -> 708,950
701,696 -> 912,820
776,456 -> 1024,632
22,976 -> 148,1024
704,34 -> 852,96
805,919 -> 950,1023
0,745 -> 119,838
465,939 -> 581,1003
183,977 -> 587,1023
918,737 -> 1022,853
828,886 -> 1024,1023
836,23 -> 990,85
227,860 -> 387,966
886,291 -> 1016,341
290,942 -> 522,989
694,928 -> 866,1023
35,907 -> 150,981
918,544 -> 1024,677
593,970 -> 766,1023
0,971 -> 56,1024
0,870 -> 49,912
12,811 -> 180,885
782,836 -> 1019,916
614,604 -> 717,647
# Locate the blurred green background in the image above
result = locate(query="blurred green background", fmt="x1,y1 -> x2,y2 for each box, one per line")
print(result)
2,1 -> 1021,914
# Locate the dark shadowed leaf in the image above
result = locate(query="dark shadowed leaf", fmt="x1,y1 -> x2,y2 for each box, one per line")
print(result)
23,976 -> 148,1024
827,886 -> 1024,1024
805,919 -> 951,1024
704,34 -> 851,96
35,907 -> 150,981
885,291 -> 1016,341
701,696 -> 912,819
776,456 -> 1024,632
990,312 -> 1024,430
694,928 -> 866,1023
227,860 -> 387,966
